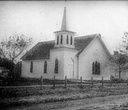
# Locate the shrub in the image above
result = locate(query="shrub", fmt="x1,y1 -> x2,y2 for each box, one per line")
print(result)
110,75 -> 124,83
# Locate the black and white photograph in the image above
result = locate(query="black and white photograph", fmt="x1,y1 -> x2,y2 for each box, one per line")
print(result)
0,0 -> 128,110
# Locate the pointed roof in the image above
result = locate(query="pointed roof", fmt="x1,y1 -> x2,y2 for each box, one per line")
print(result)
76,34 -> 111,57
61,7 -> 66,31
21,34 -> 97,60
54,7 -> 75,33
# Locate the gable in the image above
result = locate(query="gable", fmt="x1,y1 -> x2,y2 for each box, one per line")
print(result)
78,36 -> 111,80
22,34 -> 99,60
77,35 -> 111,57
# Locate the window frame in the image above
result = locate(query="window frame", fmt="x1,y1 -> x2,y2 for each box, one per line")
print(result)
60,35 -> 63,44
54,59 -> 59,74
30,61 -> 33,73
70,36 -> 72,45
44,61 -> 47,73
57,35 -> 59,44
92,61 -> 100,75
66,35 -> 69,44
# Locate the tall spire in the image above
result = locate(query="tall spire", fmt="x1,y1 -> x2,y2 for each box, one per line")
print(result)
61,7 -> 66,31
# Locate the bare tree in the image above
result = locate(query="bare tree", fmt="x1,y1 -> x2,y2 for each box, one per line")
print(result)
0,33 -> 32,63
110,32 -> 128,79
0,33 -> 32,78
120,32 -> 128,54
111,53 -> 126,79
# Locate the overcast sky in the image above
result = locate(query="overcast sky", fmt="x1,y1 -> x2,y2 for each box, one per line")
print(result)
0,1 -> 128,54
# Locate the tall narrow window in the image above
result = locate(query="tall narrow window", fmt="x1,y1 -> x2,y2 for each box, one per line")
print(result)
70,36 -> 72,45
44,61 -> 47,73
95,61 -> 98,74
66,35 -> 69,44
30,61 -> 33,73
57,36 -> 59,44
92,61 -> 100,75
54,59 -> 58,73
98,63 -> 100,75
92,62 -> 94,74
60,35 -> 63,44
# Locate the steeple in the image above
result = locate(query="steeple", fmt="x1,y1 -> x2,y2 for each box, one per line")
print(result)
61,7 -> 66,31
54,7 -> 75,49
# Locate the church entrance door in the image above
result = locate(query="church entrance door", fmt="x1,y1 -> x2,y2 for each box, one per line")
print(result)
68,58 -> 74,79
69,64 -> 73,79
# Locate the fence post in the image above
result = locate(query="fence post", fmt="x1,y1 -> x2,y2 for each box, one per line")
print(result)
65,76 -> 67,89
40,76 -> 43,89
127,78 -> 128,88
102,77 -> 103,87
111,79 -> 113,87
91,77 -> 93,88
80,76 -> 83,88
53,76 -> 55,89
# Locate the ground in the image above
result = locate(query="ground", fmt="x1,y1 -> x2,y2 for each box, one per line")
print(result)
5,94 -> 128,110
1,79 -> 128,110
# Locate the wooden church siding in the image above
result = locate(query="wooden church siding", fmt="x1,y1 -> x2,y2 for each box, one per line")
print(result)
63,49 -> 78,79
78,37 -> 110,80
21,59 -> 50,78
49,48 -> 65,79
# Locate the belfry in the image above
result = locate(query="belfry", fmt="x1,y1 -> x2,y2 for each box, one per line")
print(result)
54,7 -> 75,48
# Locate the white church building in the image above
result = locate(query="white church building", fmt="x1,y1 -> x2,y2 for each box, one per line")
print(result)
21,7 -> 112,80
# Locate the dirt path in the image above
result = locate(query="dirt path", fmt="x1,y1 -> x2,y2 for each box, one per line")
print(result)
6,94 -> 128,110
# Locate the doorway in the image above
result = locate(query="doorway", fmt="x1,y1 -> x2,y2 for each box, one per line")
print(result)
68,58 -> 74,79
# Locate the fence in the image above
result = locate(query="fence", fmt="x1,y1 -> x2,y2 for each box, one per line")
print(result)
40,76 -> 128,89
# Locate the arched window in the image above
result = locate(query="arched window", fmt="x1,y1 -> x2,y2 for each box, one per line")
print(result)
95,61 -> 98,74
98,63 -> 100,75
44,61 -> 47,73
92,61 -> 100,75
60,35 -> 63,44
57,36 -> 59,44
92,62 -> 94,74
30,61 -> 33,73
54,59 -> 58,73
70,36 -> 72,45
66,35 -> 69,44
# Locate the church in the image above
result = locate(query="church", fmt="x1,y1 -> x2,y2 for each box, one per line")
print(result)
21,7 -> 112,80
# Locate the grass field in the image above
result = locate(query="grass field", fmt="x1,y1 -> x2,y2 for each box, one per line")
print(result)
1,77 -> 128,109
1,84 -> 128,108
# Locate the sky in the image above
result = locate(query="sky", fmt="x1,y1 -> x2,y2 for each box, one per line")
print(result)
0,1 -> 128,54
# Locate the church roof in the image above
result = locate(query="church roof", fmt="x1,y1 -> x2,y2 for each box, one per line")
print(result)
22,34 -> 96,60
74,34 -> 96,50
22,40 -> 55,60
